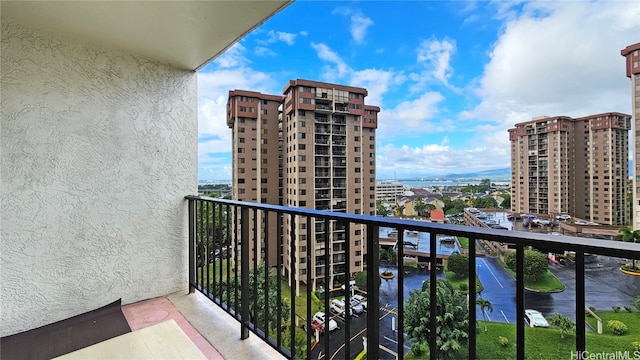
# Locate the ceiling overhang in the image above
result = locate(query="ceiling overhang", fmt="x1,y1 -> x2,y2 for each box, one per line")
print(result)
1,1 -> 293,71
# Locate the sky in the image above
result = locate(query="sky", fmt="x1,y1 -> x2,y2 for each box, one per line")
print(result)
197,0 -> 640,182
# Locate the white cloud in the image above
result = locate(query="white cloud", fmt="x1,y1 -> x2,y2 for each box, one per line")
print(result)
378,92 -> 447,137
258,30 -> 298,45
310,43 -> 351,78
350,14 -> 374,44
332,7 -> 373,44
213,43 -> 250,69
254,46 -> 277,57
469,1 -> 640,126
376,142 -> 508,179
411,37 -> 458,91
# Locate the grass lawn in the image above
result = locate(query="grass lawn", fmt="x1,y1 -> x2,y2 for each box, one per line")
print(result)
408,317 -> 640,360
585,310 -> 640,347
280,280 -> 323,321
499,259 -> 565,292
445,271 -> 484,294
458,237 -> 469,249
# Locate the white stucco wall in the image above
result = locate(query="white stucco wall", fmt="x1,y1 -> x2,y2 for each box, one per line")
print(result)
1,21 -> 197,335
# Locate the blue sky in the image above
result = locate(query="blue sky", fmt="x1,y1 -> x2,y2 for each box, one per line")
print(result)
197,0 -> 640,181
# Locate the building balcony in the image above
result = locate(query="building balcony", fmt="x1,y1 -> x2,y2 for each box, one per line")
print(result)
180,196 -> 639,360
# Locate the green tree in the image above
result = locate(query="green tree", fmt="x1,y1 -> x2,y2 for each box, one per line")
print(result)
442,197 -> 466,215
447,253 -> 469,278
414,196 -> 427,218
405,280 -> 469,360
222,262 -> 290,331
615,226 -> 640,269
473,196 -> 498,209
547,313 -> 576,339
479,178 -> 491,192
476,297 -> 493,332
500,194 -> 511,209
354,271 -> 367,290
505,249 -> 548,282
394,205 -> 405,217
376,199 -> 390,217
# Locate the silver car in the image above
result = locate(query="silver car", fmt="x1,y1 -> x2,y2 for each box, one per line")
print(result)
525,309 -> 549,327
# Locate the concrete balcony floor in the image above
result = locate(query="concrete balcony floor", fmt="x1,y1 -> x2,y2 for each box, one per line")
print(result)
122,291 -> 284,360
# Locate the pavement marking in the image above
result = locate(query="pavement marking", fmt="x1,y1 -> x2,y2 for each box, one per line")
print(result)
383,336 -> 411,350
501,310 -> 509,323
480,258 -> 504,288
483,312 -> 492,322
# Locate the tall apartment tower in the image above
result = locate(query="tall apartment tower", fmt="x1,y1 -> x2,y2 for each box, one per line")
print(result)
621,42 -> 640,229
227,90 -> 284,266
509,113 -> 630,225
227,80 -> 380,294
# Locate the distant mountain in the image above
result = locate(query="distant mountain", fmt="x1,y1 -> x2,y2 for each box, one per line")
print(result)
439,168 -> 511,180
397,168 -> 512,182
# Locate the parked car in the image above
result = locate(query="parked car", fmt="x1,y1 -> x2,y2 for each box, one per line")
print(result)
343,296 -> 364,314
525,309 -> 549,327
351,294 -> 367,311
556,213 -> 571,221
331,299 -> 353,317
313,312 -> 338,332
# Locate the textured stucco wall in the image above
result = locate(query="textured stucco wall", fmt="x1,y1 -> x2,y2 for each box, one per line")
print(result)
1,21 -> 197,335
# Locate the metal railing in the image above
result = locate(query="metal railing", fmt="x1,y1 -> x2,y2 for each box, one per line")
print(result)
186,196 -> 640,360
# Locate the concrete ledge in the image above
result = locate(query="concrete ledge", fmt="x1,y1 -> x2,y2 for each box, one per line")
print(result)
167,291 -> 285,360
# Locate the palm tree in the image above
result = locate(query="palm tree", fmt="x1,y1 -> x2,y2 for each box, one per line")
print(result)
476,297 -> 493,332
615,226 -> 640,269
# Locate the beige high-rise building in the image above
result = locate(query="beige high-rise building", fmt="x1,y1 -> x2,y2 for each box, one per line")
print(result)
227,90 -> 284,267
509,113 -> 630,225
227,80 -> 380,293
621,42 -> 640,229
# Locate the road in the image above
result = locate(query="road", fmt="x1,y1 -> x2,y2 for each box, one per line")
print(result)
309,253 -> 640,359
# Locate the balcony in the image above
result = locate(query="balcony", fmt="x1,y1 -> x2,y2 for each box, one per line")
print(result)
185,196 -> 640,360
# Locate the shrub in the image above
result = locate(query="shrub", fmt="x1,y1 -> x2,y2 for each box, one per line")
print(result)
624,306 -> 633,313
607,320 -> 628,335
631,341 -> 640,352
410,343 -> 425,356
447,253 -> 469,278
459,283 -> 468,292
499,336 -> 509,347
612,306 -> 621,313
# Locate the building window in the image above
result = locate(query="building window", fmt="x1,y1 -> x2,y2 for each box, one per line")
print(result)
239,138 -> 245,143
354,136 -> 360,141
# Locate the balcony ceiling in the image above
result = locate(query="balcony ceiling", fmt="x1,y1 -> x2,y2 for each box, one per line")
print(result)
1,0 -> 292,70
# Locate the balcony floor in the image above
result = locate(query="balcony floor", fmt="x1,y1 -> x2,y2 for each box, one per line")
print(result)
122,291 -> 284,360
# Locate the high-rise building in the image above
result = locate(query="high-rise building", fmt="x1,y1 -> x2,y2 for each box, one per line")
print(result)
509,113 -> 630,225
227,80 -> 380,293
621,42 -> 640,229
227,90 -> 284,267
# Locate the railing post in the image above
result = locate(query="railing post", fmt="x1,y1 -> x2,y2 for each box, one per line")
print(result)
516,244 -> 525,360
429,232 -> 437,360
188,199 -> 196,294
468,236 -> 477,360
240,206 -> 250,340
366,224 -> 379,360
575,251 -> 586,352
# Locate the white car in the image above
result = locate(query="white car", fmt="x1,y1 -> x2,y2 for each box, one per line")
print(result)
525,309 -> 550,328
330,299 -> 353,317
556,214 -> 571,221
313,312 -> 338,332
343,296 -> 364,314
351,294 -> 367,311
